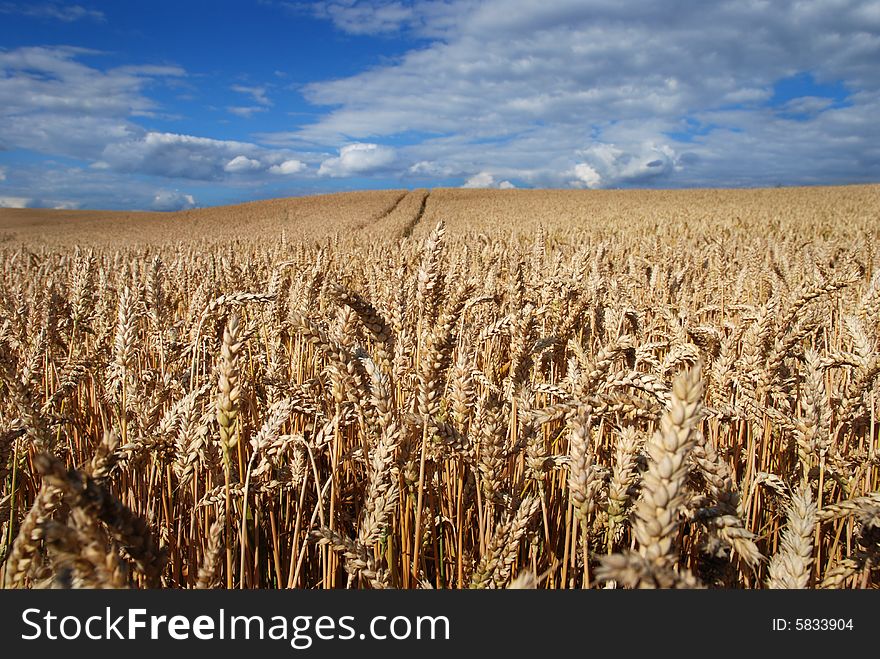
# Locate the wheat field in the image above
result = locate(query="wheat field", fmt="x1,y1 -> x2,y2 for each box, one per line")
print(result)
0,184 -> 878,589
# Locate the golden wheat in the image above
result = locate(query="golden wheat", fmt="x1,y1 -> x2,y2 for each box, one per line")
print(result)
0,184 -> 878,589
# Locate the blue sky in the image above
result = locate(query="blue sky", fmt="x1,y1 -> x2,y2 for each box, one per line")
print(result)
0,1 -> 878,210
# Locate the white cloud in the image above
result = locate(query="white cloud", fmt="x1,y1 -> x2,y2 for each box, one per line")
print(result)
101,132 -> 286,180
0,194 -> 79,209
0,162 -> 209,211
0,46 -> 183,122
231,84 -> 272,106
318,1 -> 414,34
3,3 -> 880,209
0,196 -> 30,208
571,163 -> 601,189
408,160 -> 456,177
318,143 -> 396,177
0,46 -> 183,159
462,171 -> 494,188
0,47 -> 308,185
302,0 -> 468,38
571,142 -> 678,188
228,106 -> 268,118
224,155 -> 263,173
269,159 -> 306,175
0,2 -> 104,22
462,171 -> 516,188
290,0 -> 880,188
778,96 -> 836,117
0,166 -> 6,181
151,190 -> 196,211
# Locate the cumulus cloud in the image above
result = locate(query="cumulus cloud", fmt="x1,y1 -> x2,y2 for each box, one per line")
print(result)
0,196 -> 30,208
3,3 -> 880,209
224,155 -> 263,173
570,142 -> 678,189
462,171 -> 515,189
151,189 -> 197,211
101,132 -> 265,180
461,171 -> 494,188
290,0 -> 880,188
0,162 -> 208,211
269,159 -> 306,175
0,46 -> 183,159
408,160 -> 456,177
0,47 -> 308,186
0,46 -> 183,123
571,163 -> 601,189
95,131 -> 309,181
318,143 -> 396,177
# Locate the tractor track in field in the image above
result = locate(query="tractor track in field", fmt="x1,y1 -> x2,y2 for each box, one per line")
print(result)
356,189 -> 430,239
399,190 -> 429,239
353,190 -> 409,232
